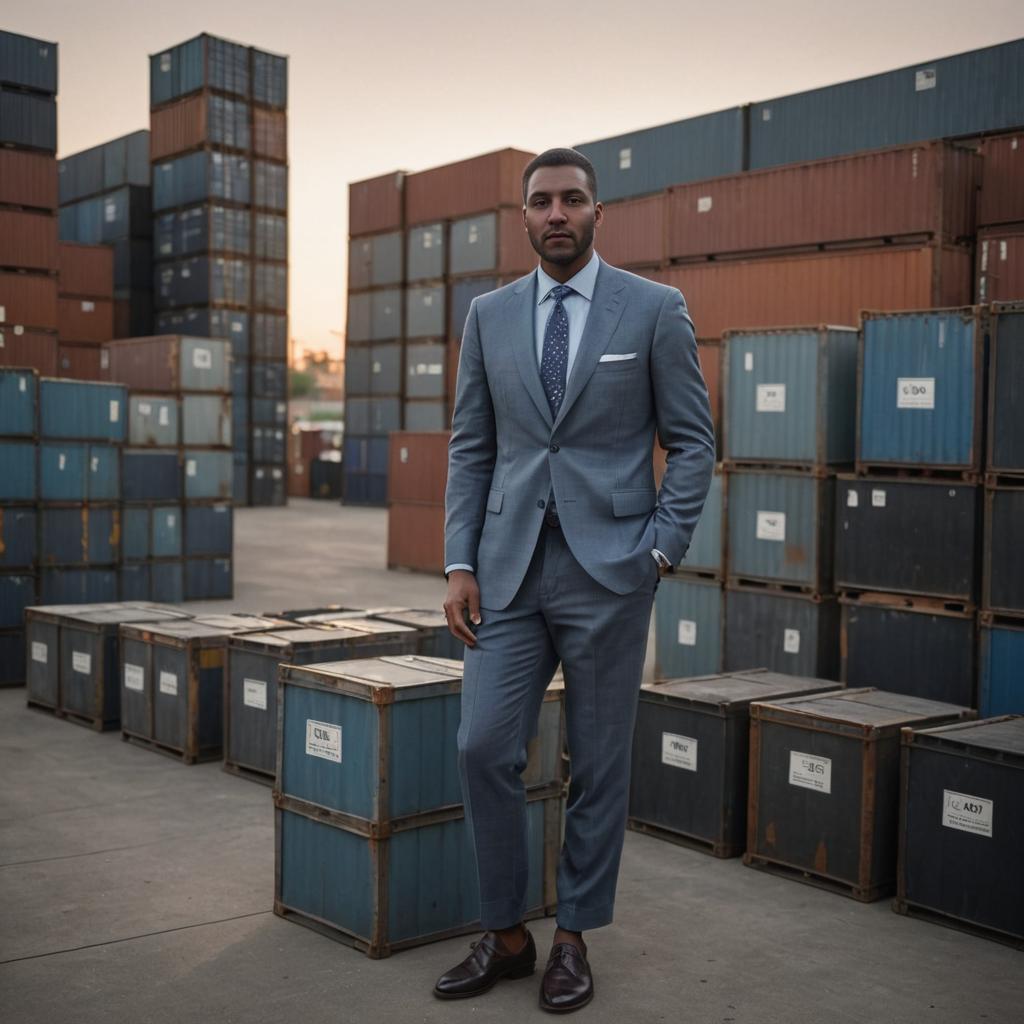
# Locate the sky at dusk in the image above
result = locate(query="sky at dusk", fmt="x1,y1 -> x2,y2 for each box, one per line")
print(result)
6,1 -> 1024,358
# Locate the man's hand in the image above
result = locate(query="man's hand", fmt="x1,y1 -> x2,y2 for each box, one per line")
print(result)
444,570 -> 482,647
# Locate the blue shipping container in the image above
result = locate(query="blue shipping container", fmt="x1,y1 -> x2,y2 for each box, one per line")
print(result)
254,213 -> 287,261
40,506 -> 120,565
679,469 -> 724,575
0,369 -> 37,435
252,48 -> 287,108
155,256 -> 250,309
979,623 -> 1024,716
122,505 -> 182,560
450,277 -> 497,339
154,307 -> 250,356
0,87 -> 56,151
253,263 -> 287,310
39,442 -> 120,501
184,557 -> 232,600
152,151 -> 250,212
0,30 -> 58,94
0,506 -> 36,567
253,313 -> 287,359
0,572 -> 36,629
253,160 -> 287,211
154,204 -> 251,259
0,442 -> 36,501
150,34 -> 249,106
654,576 -> 724,680
122,449 -> 182,503
184,450 -> 233,500
58,130 -> 150,204
183,503 -> 232,557
39,380 -> 128,442
40,566 -> 118,605
57,186 -> 151,246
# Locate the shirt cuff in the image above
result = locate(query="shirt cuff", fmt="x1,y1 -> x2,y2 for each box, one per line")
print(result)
445,563 -> 475,576
651,549 -> 672,569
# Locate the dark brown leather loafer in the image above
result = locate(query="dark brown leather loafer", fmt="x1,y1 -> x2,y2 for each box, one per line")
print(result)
540,940 -> 594,1013
433,929 -> 536,1000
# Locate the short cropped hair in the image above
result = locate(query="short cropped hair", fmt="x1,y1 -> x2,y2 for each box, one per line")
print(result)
522,148 -> 598,203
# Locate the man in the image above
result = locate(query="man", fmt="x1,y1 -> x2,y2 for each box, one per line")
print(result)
437,148 -> 715,1012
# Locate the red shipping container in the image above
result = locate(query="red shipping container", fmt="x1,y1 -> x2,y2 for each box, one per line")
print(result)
254,107 -> 287,161
667,142 -> 979,261
58,297 -> 115,344
387,502 -> 446,573
388,432 -> 449,505
495,207 -> 537,277
57,342 -> 105,381
977,227 -> 1024,303
978,135 -> 1024,228
0,149 -> 58,211
150,94 -> 207,161
0,271 -> 59,330
0,209 -> 58,271
649,244 -> 973,339
349,171 -> 405,237
598,193 -> 666,269
58,243 -> 115,299
406,148 -> 535,225
0,328 -> 58,376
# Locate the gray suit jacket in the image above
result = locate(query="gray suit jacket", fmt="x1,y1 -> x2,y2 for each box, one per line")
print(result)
445,258 -> 715,611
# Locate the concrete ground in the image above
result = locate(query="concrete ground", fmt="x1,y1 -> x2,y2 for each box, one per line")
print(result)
1,500 -> 1020,1024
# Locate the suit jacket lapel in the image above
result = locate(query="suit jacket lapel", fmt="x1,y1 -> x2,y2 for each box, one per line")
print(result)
506,272 -> 553,428
553,264 -> 628,431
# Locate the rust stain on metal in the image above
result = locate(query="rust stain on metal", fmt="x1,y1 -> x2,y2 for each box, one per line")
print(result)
813,840 -> 829,874
765,821 -> 777,847
784,544 -> 807,567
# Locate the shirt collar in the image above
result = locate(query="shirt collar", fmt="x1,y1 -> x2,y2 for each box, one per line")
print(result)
536,251 -> 600,306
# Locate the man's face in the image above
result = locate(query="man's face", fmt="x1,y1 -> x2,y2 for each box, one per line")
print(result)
523,165 -> 602,266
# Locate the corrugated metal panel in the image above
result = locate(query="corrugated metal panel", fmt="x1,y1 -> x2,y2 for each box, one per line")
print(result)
977,228 -> 1024,303
978,133 -> 1024,228
348,171 -> 404,238
150,93 -> 250,161
344,437 -> 389,475
58,242 -> 114,298
405,343 -> 446,399
122,449 -> 182,502
0,87 -> 56,151
984,486 -> 1024,615
152,151 -> 251,211
183,503 -> 233,557
0,368 -> 37,435
343,470 -> 387,505
0,209 -> 57,272
253,262 -> 287,311
858,308 -> 985,470
39,441 -> 119,501
597,193 -> 665,269
128,395 -> 179,445
0,271 -> 57,330
184,556 -> 233,599
724,327 -> 857,466
102,130 -> 150,192
988,303 -> 1024,473
387,432 -> 448,504
679,467 -> 723,575
750,39 -> 1024,169
669,143 -> 979,260
726,470 -> 834,590
388,502 -> 445,571
250,465 -> 287,506
449,210 -> 535,278
0,573 -> 37,629
39,379 -> 126,441
57,343 -> 104,381
154,204 -> 251,259
59,186 -> 152,246
346,397 -> 401,436
405,285 -> 445,339
368,231 -> 401,286
403,400 -> 446,433
154,256 -> 250,309
152,311 -> 249,356
407,224 -> 445,282
0,441 -> 36,500
652,244 -> 973,340
449,276 -> 497,338
182,394 -> 231,447
0,505 -> 37,567
253,160 -> 286,211
39,506 -> 119,565
184,449 -> 233,500
42,567 -> 118,605
252,313 -> 285,359
150,34 -> 248,107
253,213 -> 286,261
0,330 -> 58,377
978,623 -> 1024,716
0,148 -> 57,210
575,107 -> 745,202
252,49 -> 287,109
0,30 -> 58,93
104,334 -> 230,392
58,298 -> 114,344
369,288 -> 401,341
253,107 -> 286,161
654,576 -> 723,679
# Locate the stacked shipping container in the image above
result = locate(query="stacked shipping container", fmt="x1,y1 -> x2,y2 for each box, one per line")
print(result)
56,241 -> 115,377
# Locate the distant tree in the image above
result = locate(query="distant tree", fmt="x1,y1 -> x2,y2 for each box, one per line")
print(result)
289,369 -> 316,398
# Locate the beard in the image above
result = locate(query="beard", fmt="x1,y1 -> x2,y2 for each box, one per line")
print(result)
528,219 -> 595,266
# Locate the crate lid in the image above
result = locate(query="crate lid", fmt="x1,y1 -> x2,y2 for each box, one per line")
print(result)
306,618 -> 418,636
368,608 -> 448,630
908,716 -> 1024,758
642,670 -> 839,711
125,615 -> 284,643
269,604 -> 361,623
282,654 -> 464,703
753,687 -> 972,730
65,605 -> 192,627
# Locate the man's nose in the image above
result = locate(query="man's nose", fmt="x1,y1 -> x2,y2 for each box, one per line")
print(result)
547,203 -> 568,223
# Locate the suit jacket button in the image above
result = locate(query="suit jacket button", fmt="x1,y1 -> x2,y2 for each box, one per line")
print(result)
549,444 -> 559,453
537,499 -> 545,509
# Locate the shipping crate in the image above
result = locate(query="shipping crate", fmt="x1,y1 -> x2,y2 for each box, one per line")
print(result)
654,576 -> 724,680
629,670 -> 840,856
978,617 -> 1024,717
896,716 -> 1024,947
745,688 -> 974,900
367,608 -> 464,661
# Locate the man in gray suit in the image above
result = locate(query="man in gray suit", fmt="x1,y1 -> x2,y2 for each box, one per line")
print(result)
436,148 -> 715,1012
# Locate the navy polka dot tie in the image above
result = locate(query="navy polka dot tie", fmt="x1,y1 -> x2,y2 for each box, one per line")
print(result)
541,284 -> 573,417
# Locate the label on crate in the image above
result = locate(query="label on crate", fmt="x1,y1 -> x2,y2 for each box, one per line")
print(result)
31,642 -> 48,664
846,490 -> 859,508
942,790 -> 993,837
159,52 -> 171,72
677,619 -> 697,646
897,378 -> 934,410
788,751 -> 831,794
100,351 -> 109,369
90,457 -> 99,472
109,400 -> 120,423
756,384 -> 786,413
783,628 -> 801,654
138,402 -> 152,416
423,293 -> 434,307
697,196 -> 712,213
159,671 -> 178,697
400,446 -> 409,463
915,69 -> 937,91
193,348 -> 212,369
58,453 -> 66,471
232,321 -> 243,333
305,720 -> 342,763
243,679 -> 267,710
756,511 -> 786,542
186,460 -> 197,477
159,406 -> 169,426
124,664 -> 145,692
166,513 -> 176,527
468,224 -> 480,245
744,352 -> 754,372
661,732 -> 698,772
72,651 -> 91,674
871,489 -> 887,508
82,301 -> 95,313
105,201 -> 117,223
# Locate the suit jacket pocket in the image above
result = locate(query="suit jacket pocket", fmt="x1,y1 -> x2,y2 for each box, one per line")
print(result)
487,488 -> 504,514
611,489 -> 657,517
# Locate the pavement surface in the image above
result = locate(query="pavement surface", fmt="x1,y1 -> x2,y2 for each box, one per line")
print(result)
1,500 -> 1020,1023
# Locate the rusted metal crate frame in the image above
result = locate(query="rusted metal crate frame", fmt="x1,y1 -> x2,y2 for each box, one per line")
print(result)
744,687 -> 974,901
894,716 -> 1024,950
981,483 -> 1024,616
273,788 -> 563,960
986,301 -> 1024,478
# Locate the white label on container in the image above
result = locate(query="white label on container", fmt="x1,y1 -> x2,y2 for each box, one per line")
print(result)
124,663 -> 145,692
14,324 -> 23,336
467,225 -> 480,245
428,363 -> 442,374
160,52 -> 171,72
756,511 -> 786,542
81,300 -> 95,313
272,468 -> 282,479
662,732 -> 698,771
872,489 -> 887,508
231,321 -> 243,333
58,453 -> 66,470
744,352 -> 754,372
942,789 -> 993,838
166,513 -> 176,527
0,335 -> 4,349
159,671 -> 178,696
761,107 -> 772,122
423,233 -> 433,249
677,619 -> 697,646
756,383 -> 786,413
138,402 -> 152,416
915,68 -> 937,91
897,377 -> 935,410
243,679 -> 267,710
186,459 -> 197,477
181,267 -> 191,278
400,446 -> 409,463
783,628 -> 801,654
423,293 -> 433,307
276,402 -> 287,416
104,201 -> 117,223
158,406 -> 169,426
160,242 -> 173,255
306,719 -> 342,763
72,651 -> 91,674
90,456 -> 99,472
109,400 -> 120,422
789,751 -> 831,794
618,147 -> 632,170
1000,240 -> 1008,261
847,489 -> 859,508
0,305 -> 5,319
697,196 -> 712,213
193,347 -> 212,369
31,641 -> 48,664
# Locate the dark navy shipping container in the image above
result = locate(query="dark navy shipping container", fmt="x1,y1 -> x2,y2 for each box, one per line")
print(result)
0,87 -> 56,151
253,213 -> 287,261
253,160 -> 287,211
0,369 -> 38,436
40,506 -> 119,565
0,506 -> 37,567
251,466 -> 285,505
41,566 -> 118,606
183,503 -> 232,556
39,380 -> 127,442
450,277 -> 497,338
0,443 -> 36,501
154,308 -> 249,354
252,48 -> 287,108
0,30 -> 58,94
122,505 -> 182,560
343,437 -> 389,475
122,449 -> 182,503
118,561 -> 185,602
154,204 -> 251,259
150,34 -> 249,106
59,186 -> 152,245
987,302 -> 1024,475
251,427 -> 285,463
0,628 -> 26,686
153,151 -> 250,211
984,486 -> 1024,615
0,572 -> 35,628
58,131 -> 150,204
184,556 -> 233,600
343,471 -> 387,507
155,256 -> 250,308
253,313 -> 286,359
39,442 -> 119,501
253,262 -> 287,310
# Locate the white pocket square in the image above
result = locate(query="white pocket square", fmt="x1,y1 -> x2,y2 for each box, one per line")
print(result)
599,352 -> 637,362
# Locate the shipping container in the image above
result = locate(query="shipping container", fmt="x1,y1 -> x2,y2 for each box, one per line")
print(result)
0,571 -> 35,629
749,39 -> 1024,169
0,270 -> 59,330
59,186 -> 152,246
41,566 -> 119,605
978,620 -> 1024,717
253,160 -> 287,211
350,341 -> 401,397
387,432 -> 448,505
252,313 -> 286,359
343,470 -> 387,507
57,297 -> 114,344
150,34 -> 249,107
253,262 -> 287,310
104,335 -> 231,392
0,148 -> 57,210
449,276 -> 498,339
406,223 -> 444,283
122,505 -> 182,561
150,93 -> 251,161
58,130 -> 150,204
840,593 -> 976,707
654,340 -> 722,466
152,150 -> 250,211
346,397 -> 400,437
723,587 -> 840,679
745,688 -> 974,900
251,426 -> 286,463
183,449 -> 233,500
858,307 -> 986,472
39,441 -> 119,501
348,171 -> 404,238
0,209 -> 57,271
978,133 -> 1024,228
836,477 -> 979,602
678,468 -> 724,576
0,329 -> 58,377
250,465 -> 286,505
0,506 -> 37,568
0,441 -> 36,501
0,628 -> 25,686
896,717 -> 1024,944
983,485 -> 1024,615
449,209 -> 535,278
184,556 -> 233,599
405,287 -> 445,340
344,436 -> 389,476
121,449 -> 182,503
597,193 -> 666,269
181,502 -> 232,558
0,30 -> 58,94
154,309 -> 249,354
181,393 -> 231,447
402,401 -> 446,433
154,204 -> 251,259
56,342 -> 104,381
669,143 -> 978,261
364,609 -> 462,661
251,48 -> 287,109
118,560 -> 186,603
987,302 -> 1024,474
630,670 -> 840,855
0,87 -> 56,151
253,213 -> 286,261
128,395 -> 179,447
308,457 -> 341,499
39,505 -> 120,566
155,255 -> 250,308
250,106 -> 285,161
387,503 -> 444,572
39,379 -> 126,441
653,577 -> 724,680
57,242 -> 114,299
0,367 -> 38,435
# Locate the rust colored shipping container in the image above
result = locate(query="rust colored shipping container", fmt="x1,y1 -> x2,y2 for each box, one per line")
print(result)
0,328 -> 58,375
978,133 -> 1024,228
977,227 -> 1024,303
0,209 -> 58,271
667,142 -> 979,262
598,193 -> 666,269
496,207 -> 536,276
388,432 -> 449,505
349,171 -> 405,238
649,245 -> 973,339
58,297 -> 115,344
287,432 -> 309,497
150,94 -> 207,162
387,501 -> 446,573
405,148 -> 536,225
0,148 -> 58,211
254,107 -> 287,161
0,271 -> 58,330
58,243 -> 114,299
57,342 -> 105,381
